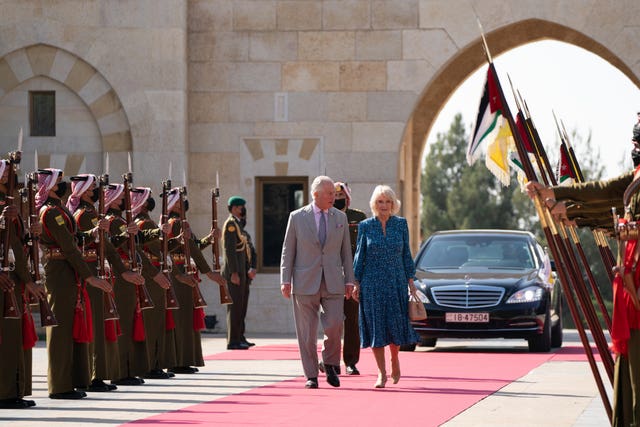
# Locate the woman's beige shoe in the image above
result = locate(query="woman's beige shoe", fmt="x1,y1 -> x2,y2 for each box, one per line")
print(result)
374,373 -> 387,388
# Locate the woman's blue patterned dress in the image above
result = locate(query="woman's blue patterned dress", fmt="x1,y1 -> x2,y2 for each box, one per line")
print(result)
353,215 -> 419,348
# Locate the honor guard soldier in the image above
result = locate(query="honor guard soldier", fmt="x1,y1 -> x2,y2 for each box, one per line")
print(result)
131,188 -> 176,379
68,175 -> 144,391
525,148 -> 640,427
222,196 -> 254,350
0,160 -> 44,408
37,169 -> 112,399
165,187 -> 226,374
104,184 -> 155,386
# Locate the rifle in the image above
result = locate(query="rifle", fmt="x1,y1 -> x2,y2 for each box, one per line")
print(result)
122,171 -> 154,310
160,178 -> 179,310
2,150 -> 20,319
211,184 -> 232,305
98,173 -> 119,321
178,185 -> 207,308
25,171 -> 57,327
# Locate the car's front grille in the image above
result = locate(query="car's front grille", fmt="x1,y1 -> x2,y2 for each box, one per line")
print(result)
431,285 -> 505,309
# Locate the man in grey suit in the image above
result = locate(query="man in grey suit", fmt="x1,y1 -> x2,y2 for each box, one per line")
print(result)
280,176 -> 356,389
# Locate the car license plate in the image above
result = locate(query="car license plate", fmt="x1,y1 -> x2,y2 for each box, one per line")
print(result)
445,312 -> 489,323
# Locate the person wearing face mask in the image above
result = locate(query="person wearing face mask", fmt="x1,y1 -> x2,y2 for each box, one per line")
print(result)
164,187 -> 226,373
36,169 -> 112,399
104,184 -> 160,386
69,175 -> 146,392
221,196 -> 255,350
320,182 -> 366,376
133,188 -> 182,379
0,160 -> 44,408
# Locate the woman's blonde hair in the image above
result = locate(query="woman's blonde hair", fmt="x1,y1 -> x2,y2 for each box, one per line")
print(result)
369,185 -> 401,216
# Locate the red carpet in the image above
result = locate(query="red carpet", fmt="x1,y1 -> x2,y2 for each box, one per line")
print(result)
204,344 -> 305,360
129,345 -> 564,426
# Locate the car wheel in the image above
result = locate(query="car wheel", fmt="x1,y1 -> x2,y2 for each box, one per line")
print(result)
528,311 -> 551,353
551,306 -> 563,348
399,343 -> 416,352
419,337 -> 437,348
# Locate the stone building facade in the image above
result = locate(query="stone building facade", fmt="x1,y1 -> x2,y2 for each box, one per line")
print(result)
0,0 -> 637,333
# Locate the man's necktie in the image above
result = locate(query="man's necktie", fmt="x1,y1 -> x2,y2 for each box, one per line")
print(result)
318,211 -> 326,247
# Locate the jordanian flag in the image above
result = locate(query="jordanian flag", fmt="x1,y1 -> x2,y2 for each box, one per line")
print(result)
468,64 -> 515,186
557,144 -> 576,185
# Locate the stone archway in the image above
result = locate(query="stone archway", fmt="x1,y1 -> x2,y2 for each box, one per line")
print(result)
401,18 -> 640,251
0,43 -> 131,173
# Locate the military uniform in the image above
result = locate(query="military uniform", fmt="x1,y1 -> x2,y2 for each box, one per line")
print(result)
39,197 -> 94,396
136,211 -> 178,375
167,211 -> 212,370
549,168 -> 639,427
106,206 -> 154,382
74,199 -> 128,385
0,192 -> 36,407
221,213 -> 251,348
343,207 -> 367,370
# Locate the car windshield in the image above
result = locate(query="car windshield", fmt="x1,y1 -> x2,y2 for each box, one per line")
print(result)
417,234 -> 536,270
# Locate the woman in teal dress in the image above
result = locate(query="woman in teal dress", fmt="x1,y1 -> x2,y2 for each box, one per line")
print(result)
353,185 -> 419,388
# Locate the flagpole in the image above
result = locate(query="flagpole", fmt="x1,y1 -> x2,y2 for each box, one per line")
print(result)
502,77 -> 613,380
482,59 -> 613,420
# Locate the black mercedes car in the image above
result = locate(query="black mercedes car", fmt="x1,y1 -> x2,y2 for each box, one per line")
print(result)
407,229 -> 562,352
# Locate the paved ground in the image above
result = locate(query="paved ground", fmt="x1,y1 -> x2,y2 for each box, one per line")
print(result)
1,330 -> 610,427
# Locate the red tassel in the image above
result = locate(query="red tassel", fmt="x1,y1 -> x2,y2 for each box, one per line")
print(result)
133,307 -> 145,342
22,307 -> 38,349
72,286 -> 94,343
193,307 -> 205,331
165,309 -> 175,331
105,319 -> 117,342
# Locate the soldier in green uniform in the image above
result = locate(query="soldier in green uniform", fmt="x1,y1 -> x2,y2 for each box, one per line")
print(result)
525,148 -> 640,427
222,196 -> 254,350
36,168 -> 112,399
0,159 -> 44,408
132,188 -> 178,379
165,187 -> 226,373
334,182 -> 366,375
104,183 -> 162,385
68,174 -> 145,391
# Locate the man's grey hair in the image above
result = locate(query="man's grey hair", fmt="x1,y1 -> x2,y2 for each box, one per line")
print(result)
310,175 -> 334,200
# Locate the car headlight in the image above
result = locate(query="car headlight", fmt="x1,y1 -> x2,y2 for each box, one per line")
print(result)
506,286 -> 544,304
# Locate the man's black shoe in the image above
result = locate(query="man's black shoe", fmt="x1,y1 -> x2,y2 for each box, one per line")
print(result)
111,377 -> 144,386
305,377 -> 318,389
325,364 -> 340,387
227,342 -> 250,350
88,379 -> 115,392
345,365 -> 360,375
49,390 -> 86,400
20,398 -> 36,407
0,398 -> 31,408
169,366 -> 198,374
242,339 -> 256,347
144,369 -> 172,379
319,361 -> 341,375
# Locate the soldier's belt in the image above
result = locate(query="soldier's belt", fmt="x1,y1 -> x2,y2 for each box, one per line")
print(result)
45,248 -> 98,262
143,251 -> 160,263
171,253 -> 186,265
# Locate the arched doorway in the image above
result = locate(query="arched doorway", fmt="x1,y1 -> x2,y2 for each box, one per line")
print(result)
401,18 -> 640,252
0,43 -> 132,175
